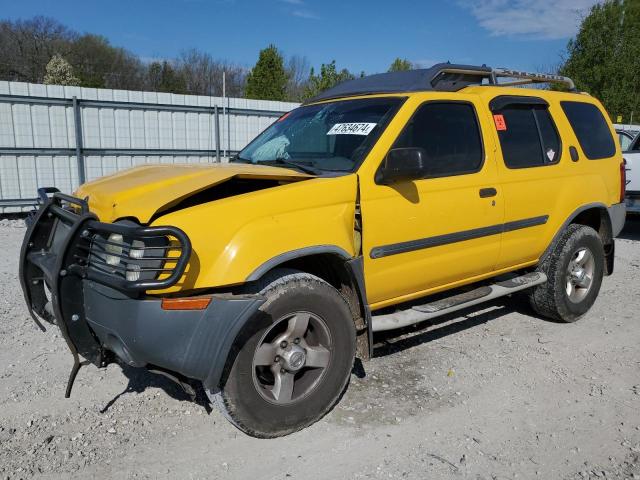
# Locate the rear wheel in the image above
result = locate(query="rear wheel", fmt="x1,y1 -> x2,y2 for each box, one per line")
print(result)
212,270 -> 356,438
529,224 -> 605,322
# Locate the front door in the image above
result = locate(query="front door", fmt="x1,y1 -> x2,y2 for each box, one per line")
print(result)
359,97 -> 503,309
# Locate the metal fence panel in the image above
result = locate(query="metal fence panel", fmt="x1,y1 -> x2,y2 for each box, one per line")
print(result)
0,80 -> 299,212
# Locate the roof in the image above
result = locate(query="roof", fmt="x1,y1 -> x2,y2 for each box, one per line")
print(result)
305,63 -> 576,104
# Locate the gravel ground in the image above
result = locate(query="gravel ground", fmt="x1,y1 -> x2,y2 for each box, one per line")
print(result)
1,217 -> 639,480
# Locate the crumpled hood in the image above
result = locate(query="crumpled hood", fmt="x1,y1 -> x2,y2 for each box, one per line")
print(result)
75,163 -> 311,223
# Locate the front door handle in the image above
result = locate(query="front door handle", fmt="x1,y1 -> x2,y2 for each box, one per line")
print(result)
479,187 -> 497,198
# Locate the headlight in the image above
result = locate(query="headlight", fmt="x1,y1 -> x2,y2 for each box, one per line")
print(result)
130,240 -> 145,259
88,221 -> 174,285
105,233 -> 123,265
126,264 -> 141,282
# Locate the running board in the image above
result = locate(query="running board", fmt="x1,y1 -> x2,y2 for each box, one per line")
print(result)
371,272 -> 547,332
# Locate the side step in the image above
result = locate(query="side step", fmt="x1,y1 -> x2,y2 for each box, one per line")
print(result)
371,272 -> 547,332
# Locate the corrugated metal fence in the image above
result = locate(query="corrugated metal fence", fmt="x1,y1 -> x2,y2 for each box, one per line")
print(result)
0,81 -> 299,212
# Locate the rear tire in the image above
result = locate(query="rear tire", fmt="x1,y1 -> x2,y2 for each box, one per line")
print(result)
529,224 -> 604,322
212,269 -> 356,438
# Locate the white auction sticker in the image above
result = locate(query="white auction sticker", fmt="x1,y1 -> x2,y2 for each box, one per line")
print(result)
327,123 -> 377,135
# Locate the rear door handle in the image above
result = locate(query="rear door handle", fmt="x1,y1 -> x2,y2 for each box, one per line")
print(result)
479,187 -> 497,198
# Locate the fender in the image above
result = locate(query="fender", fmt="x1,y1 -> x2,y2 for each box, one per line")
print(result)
540,202 -> 622,274
246,245 -> 353,281
246,247 -> 374,359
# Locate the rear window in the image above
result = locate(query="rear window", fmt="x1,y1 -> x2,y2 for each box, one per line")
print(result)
561,101 -> 616,159
494,105 -> 561,168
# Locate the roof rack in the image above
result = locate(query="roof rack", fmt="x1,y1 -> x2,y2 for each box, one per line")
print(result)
431,66 -> 576,91
305,63 -> 577,104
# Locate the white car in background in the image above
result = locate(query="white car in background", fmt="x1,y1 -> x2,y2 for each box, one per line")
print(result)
615,124 -> 640,145
617,129 -> 636,151
624,133 -> 640,214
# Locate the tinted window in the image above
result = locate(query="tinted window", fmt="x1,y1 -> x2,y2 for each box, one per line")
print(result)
495,105 -> 561,168
629,133 -> 640,152
561,101 -> 616,159
392,102 -> 483,177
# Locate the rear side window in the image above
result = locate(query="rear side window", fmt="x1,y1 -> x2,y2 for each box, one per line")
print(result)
494,105 -> 561,168
392,102 -> 483,177
561,101 -> 616,159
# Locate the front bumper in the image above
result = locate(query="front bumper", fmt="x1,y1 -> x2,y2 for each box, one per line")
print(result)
84,281 -> 264,391
19,189 -> 264,395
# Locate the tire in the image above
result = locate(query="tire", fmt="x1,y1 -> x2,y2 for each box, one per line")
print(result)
529,224 -> 605,323
212,269 -> 356,438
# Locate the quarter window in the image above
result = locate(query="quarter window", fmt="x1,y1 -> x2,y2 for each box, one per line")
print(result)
561,101 -> 616,160
392,102 -> 483,177
494,104 -> 561,168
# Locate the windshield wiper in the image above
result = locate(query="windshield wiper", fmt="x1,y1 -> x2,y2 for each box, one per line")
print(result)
231,154 -> 252,164
261,158 -> 320,175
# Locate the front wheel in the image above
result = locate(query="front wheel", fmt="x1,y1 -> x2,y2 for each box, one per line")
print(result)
211,270 -> 356,438
529,224 -> 605,322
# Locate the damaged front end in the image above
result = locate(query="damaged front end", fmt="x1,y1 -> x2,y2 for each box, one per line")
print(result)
19,188 -> 191,397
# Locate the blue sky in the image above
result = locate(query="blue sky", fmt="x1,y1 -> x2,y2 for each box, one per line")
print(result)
2,0 -> 600,74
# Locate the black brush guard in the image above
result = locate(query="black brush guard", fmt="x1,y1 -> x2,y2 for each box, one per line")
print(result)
19,188 -> 191,397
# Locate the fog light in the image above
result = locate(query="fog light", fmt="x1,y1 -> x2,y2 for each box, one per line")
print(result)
105,233 -> 123,266
126,264 -> 141,282
130,240 -> 145,259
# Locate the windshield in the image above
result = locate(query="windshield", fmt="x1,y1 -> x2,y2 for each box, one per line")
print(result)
233,97 -> 403,173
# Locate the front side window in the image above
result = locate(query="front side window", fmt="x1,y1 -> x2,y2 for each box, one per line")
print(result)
233,97 -> 403,174
391,102 -> 484,177
494,104 -> 561,168
561,101 -> 616,160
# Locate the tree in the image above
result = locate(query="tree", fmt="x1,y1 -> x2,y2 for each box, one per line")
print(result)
245,45 -> 288,101
388,58 -> 413,72
559,0 -> 640,123
43,54 -> 80,85
68,34 -> 145,90
174,49 -> 246,97
285,54 -> 311,101
302,61 -> 355,100
147,61 -> 186,93
0,17 -> 75,83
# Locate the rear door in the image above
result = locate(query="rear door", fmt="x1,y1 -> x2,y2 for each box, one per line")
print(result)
488,95 -> 566,269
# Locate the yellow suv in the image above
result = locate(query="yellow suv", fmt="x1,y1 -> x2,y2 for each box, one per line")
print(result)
20,64 -> 626,438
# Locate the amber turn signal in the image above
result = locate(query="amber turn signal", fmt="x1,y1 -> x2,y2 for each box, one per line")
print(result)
161,296 -> 211,311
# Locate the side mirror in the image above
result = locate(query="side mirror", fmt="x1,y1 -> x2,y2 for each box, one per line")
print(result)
375,147 -> 427,185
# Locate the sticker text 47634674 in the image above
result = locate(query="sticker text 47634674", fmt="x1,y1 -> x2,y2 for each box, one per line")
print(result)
327,123 -> 377,135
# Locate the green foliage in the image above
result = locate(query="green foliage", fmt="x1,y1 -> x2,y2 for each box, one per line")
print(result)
245,45 -> 288,101
559,0 -> 640,123
67,34 -> 145,89
147,61 -> 187,94
0,17 -> 246,95
43,54 -> 79,86
388,58 -> 413,72
302,61 -> 355,100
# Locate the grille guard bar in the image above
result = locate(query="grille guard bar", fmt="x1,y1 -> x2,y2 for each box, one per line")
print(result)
19,187 -> 192,397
